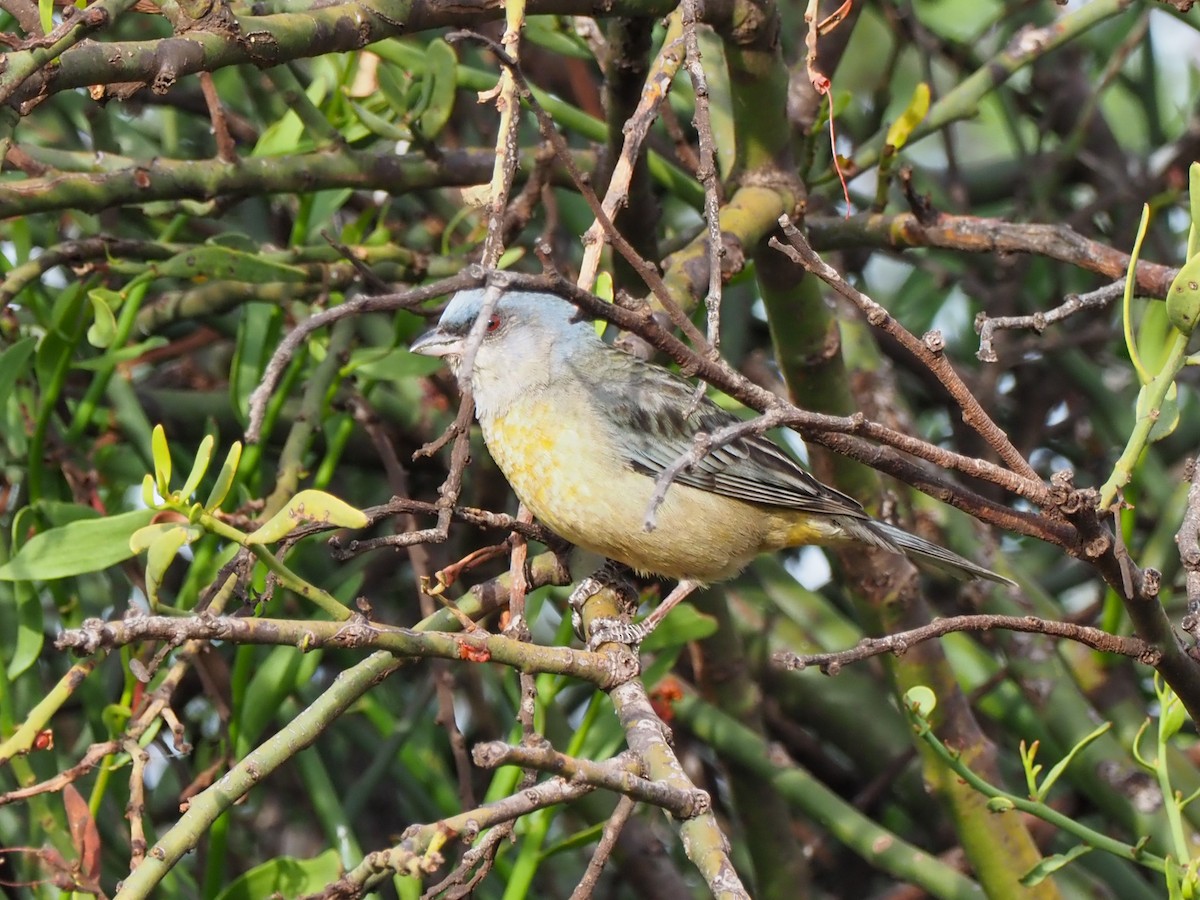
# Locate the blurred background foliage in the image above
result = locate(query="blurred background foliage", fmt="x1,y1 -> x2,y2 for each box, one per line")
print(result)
3,0 -> 1200,897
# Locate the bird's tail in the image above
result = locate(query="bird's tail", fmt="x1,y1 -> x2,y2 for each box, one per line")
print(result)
847,519 -> 1014,586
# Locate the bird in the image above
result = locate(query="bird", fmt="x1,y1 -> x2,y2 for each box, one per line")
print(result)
411,287 -> 1013,646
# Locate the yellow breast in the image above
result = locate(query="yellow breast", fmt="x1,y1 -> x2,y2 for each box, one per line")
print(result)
478,394 -> 798,582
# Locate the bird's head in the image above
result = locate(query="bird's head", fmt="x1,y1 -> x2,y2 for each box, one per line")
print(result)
411,288 -> 599,412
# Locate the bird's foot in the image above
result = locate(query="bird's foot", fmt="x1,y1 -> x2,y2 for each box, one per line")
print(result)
567,563 -> 639,645
584,617 -> 649,651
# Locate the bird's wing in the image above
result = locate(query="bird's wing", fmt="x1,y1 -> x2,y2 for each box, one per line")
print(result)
583,348 -> 871,520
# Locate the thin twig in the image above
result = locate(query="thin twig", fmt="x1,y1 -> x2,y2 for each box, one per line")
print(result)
569,795 -> 637,900
577,13 -> 683,290
446,30 -> 711,352
245,271 -> 482,443
474,742 -> 708,818
681,0 -> 724,352
976,281 -> 1125,362
771,218 -> 1040,482
775,613 -> 1158,675
643,409 -> 788,532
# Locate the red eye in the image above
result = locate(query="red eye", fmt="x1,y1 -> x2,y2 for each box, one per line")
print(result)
485,313 -> 502,333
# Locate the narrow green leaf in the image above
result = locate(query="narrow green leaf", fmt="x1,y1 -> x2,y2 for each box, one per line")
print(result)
416,39 -> 458,140
1166,252 -> 1200,336
343,347 -> 443,381
212,849 -> 343,900
179,435 -> 216,499
348,99 -> 411,142
142,474 -> 158,510
152,424 -> 172,495
1189,161 -> 1200,260
0,336 -> 36,403
0,508 -> 157,581
145,525 -> 199,608
1019,845 -> 1092,886
377,59 -> 417,117
205,442 -> 243,511
885,82 -> 931,151
153,245 -> 308,284
5,580 -> 44,678
246,490 -> 368,544
1036,722 -> 1111,801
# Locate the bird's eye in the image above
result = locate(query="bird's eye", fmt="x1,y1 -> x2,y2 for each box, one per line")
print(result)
485,313 -> 502,333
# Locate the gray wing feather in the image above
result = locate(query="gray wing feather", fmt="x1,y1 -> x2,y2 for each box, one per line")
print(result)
574,347 -> 870,520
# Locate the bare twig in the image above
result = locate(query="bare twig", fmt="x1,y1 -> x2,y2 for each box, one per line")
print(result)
771,218 -> 1040,482
55,615 -> 624,687
1177,459 -> 1200,647
681,0 -> 724,351
577,13 -> 683,291
474,742 -> 708,817
246,271 -> 482,443
976,281 -> 1125,362
447,30 -> 711,352
569,795 -> 636,900
643,409 -> 789,532
775,613 -> 1158,674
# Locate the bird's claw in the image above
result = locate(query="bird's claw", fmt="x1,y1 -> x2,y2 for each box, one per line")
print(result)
567,563 -> 640,645
585,617 -> 646,652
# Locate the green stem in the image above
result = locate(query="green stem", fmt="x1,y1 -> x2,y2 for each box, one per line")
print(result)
911,711 -> 1170,876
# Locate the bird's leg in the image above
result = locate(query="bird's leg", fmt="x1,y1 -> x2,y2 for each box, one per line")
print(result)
567,561 -> 639,643
585,579 -> 702,651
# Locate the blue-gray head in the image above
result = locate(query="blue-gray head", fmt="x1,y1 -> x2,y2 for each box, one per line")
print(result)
411,288 -> 600,412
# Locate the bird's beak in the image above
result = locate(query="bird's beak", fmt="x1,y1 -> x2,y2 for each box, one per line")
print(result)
410,327 -> 463,358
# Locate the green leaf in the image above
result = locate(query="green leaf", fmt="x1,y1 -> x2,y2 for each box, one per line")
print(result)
145,525 -> 200,608
130,522 -> 182,555
179,435 -> 216,500
1167,251 -> 1200,335
1035,722 -> 1111,801
0,508 -> 157,581
205,442 -> 243,511
523,17 -> 593,59
246,491 -> 369,544
152,424 -> 172,495
344,347 -> 444,381
0,336 -> 36,403
153,245 -> 308,284
348,99 -> 411,142
415,39 -> 458,140
1019,845 -> 1092,886
904,686 -> 937,717
1135,381 -> 1180,443
1159,680 -> 1187,742
73,337 -> 170,370
377,59 -> 418,117
142,474 -> 158,510
212,849 -> 343,900
885,82 -> 931,150
86,288 -> 121,348
640,603 -> 717,652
